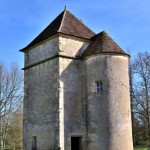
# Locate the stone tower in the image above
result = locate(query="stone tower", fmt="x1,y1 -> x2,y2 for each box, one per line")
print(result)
20,9 -> 133,150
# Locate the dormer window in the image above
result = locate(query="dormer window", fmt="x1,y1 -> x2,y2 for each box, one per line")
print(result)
96,81 -> 103,92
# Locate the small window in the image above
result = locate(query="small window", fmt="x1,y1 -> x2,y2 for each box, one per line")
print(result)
96,81 -> 103,92
32,136 -> 37,150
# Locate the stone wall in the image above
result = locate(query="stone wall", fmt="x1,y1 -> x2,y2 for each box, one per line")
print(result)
58,35 -> 89,150
59,34 -> 89,57
59,57 -> 86,150
23,34 -> 133,150
85,54 -> 133,150
23,37 -> 60,150
23,35 -> 89,150
25,36 -> 59,67
24,59 -> 60,150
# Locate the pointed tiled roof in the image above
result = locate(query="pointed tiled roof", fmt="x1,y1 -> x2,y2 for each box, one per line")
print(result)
82,31 -> 128,57
20,10 -> 95,52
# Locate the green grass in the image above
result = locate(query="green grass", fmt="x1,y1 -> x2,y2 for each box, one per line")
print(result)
134,147 -> 149,150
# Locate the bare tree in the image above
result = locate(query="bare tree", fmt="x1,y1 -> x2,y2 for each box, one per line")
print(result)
131,51 -> 150,146
7,106 -> 23,150
0,62 -> 23,150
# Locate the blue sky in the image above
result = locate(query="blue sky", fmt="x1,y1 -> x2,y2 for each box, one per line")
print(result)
0,0 -> 150,68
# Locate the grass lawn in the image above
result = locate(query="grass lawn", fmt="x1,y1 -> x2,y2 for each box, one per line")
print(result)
134,147 -> 149,150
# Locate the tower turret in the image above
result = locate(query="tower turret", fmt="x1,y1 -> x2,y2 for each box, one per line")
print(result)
82,31 -> 133,150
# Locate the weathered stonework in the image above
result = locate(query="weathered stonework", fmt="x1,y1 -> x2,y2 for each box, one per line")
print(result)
24,59 -> 60,150
23,36 -> 60,150
59,34 -> 90,57
85,55 -> 133,150
25,35 -> 59,67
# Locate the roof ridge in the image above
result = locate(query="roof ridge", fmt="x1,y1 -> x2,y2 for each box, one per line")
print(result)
68,11 -> 96,35
58,10 -> 66,32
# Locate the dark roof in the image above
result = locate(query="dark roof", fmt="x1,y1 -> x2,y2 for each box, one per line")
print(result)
20,10 -> 95,52
59,10 -> 95,39
82,31 -> 128,57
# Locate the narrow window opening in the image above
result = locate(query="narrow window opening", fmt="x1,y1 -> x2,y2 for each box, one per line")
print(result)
32,136 -> 37,150
26,50 -> 30,60
71,137 -> 82,150
96,81 -> 103,92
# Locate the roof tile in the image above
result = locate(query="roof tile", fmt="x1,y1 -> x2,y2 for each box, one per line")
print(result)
82,31 -> 128,57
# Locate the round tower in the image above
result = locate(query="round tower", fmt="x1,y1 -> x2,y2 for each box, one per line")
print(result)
83,31 -> 133,150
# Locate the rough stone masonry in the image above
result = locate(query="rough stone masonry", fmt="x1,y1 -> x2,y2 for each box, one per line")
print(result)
20,9 -> 133,150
